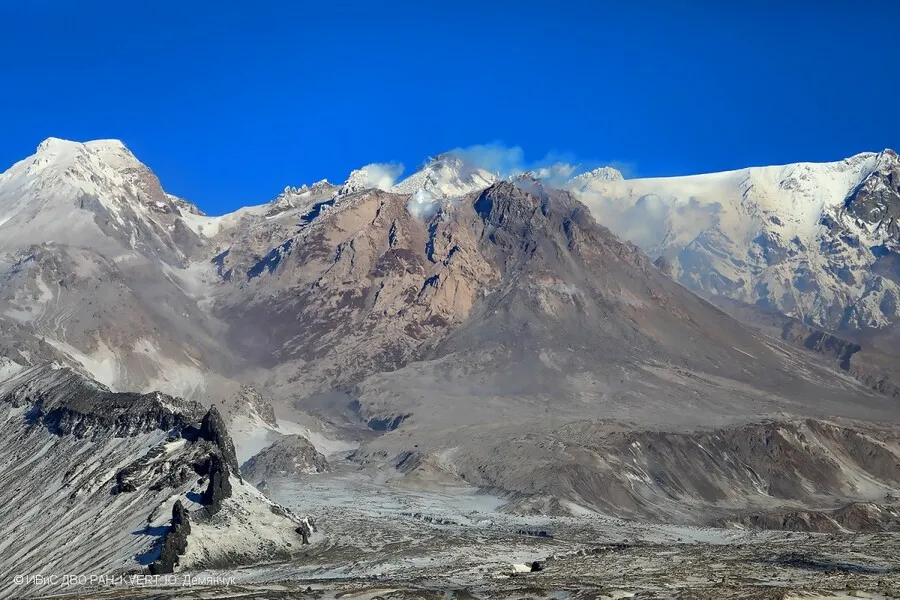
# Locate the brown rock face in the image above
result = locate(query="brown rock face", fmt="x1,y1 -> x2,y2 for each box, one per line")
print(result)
215,189 -> 498,397
193,179 -> 899,441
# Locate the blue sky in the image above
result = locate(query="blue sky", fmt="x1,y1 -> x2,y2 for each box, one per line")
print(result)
2,0 -> 898,214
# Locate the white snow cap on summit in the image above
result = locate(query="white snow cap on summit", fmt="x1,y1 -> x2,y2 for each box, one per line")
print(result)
25,137 -> 140,176
35,137 -> 129,157
391,153 -> 498,198
0,136 -> 198,254
568,166 -> 625,186
35,136 -> 75,153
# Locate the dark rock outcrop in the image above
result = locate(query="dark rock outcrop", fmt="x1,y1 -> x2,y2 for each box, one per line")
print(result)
237,385 -> 278,427
400,511 -> 461,526
516,529 -> 553,538
781,319 -> 861,369
93,403 -> 239,515
845,356 -> 900,398
295,518 -> 313,545
197,406 -> 240,475
367,413 -> 409,432
653,255 -> 675,277
148,501 -> 191,575
199,453 -> 233,516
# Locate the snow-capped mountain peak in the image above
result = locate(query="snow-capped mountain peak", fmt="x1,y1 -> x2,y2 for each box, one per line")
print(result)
2,138 -> 898,335
567,166 -> 625,187
391,153 -> 498,198
0,138 -> 205,263
8,137 -> 164,208
28,137 -> 141,176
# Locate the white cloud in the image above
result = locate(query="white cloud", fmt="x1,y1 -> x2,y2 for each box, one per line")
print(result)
406,188 -> 442,220
445,143 -> 583,186
449,143 -> 527,177
527,162 -> 577,184
362,162 -> 404,190
572,188 -> 722,253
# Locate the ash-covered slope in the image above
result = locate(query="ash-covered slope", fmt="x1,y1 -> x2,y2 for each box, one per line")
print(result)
707,295 -> 900,399
0,362 -> 312,599
336,181 -> 899,520
208,175 -> 892,429
569,150 -> 900,335
0,242 -> 234,401
348,181 -> 894,430
411,416 -> 900,526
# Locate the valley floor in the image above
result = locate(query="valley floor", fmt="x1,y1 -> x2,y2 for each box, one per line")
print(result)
28,468 -> 900,599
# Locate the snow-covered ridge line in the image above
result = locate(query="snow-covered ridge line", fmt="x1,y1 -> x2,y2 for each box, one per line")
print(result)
567,148 -> 900,331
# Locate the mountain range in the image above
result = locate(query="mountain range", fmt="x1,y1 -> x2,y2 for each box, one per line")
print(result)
1,137 -> 899,597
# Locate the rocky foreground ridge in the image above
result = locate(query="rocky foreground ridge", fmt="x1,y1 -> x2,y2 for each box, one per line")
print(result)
0,362 -> 314,598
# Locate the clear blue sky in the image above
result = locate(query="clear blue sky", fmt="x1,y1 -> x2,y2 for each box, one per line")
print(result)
2,0 -> 898,214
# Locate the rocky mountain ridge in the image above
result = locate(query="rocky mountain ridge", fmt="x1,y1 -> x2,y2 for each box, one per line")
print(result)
0,362 -> 312,598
